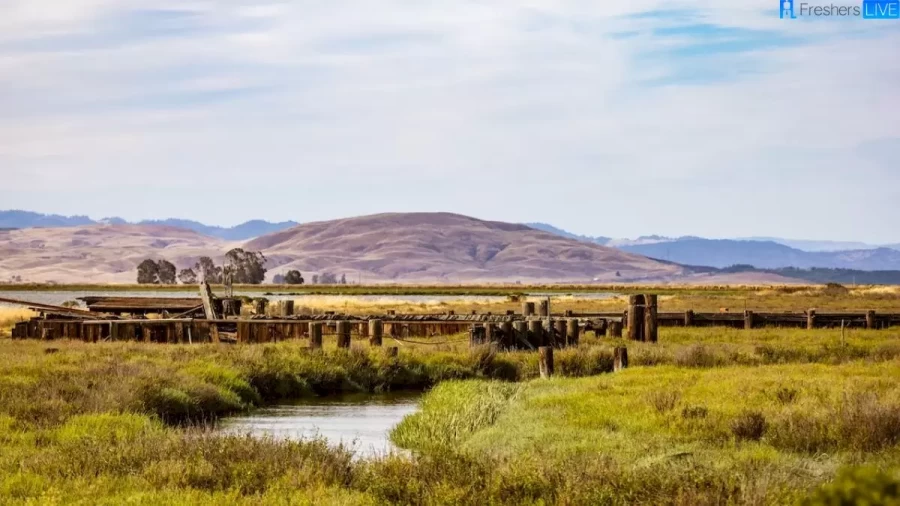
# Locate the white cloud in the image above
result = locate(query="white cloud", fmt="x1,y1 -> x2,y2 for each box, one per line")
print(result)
0,1 -> 897,241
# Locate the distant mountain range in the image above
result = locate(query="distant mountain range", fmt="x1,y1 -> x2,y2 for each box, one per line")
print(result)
0,213 -> 682,283
0,210 -> 298,241
526,224 -> 900,271
618,239 -> 900,271
3,211 -> 900,281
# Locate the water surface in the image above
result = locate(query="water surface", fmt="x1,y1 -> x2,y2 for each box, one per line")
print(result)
219,393 -> 420,458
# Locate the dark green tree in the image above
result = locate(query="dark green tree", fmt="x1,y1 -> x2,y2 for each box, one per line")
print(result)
136,259 -> 159,284
194,256 -> 223,283
157,260 -> 177,285
178,268 -> 197,284
284,270 -> 304,285
224,248 -> 267,284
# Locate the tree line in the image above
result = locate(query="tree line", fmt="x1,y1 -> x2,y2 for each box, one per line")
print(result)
136,248 -> 268,285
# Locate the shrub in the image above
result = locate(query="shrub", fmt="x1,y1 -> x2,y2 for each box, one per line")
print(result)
774,387 -> 799,405
802,466 -> 900,506
647,391 -> 680,414
731,411 -> 766,441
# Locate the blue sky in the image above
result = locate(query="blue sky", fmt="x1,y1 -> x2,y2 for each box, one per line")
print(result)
0,1 -> 897,242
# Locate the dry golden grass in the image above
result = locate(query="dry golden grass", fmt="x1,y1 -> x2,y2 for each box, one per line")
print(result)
0,308 -> 34,337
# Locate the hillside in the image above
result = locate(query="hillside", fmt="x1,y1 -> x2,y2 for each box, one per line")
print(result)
0,225 -> 225,283
0,213 -> 682,284
246,213 -> 681,283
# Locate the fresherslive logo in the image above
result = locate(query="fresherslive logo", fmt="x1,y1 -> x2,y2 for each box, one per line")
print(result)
780,0 -> 899,18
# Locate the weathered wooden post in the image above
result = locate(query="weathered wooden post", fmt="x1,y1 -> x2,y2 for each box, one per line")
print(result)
608,321 -> 623,338
485,323 -> 496,344
538,300 -> 550,317
336,321 -> 351,348
369,319 -> 383,347
527,320 -> 543,347
567,318 -> 580,347
500,321 -> 513,348
110,322 -> 119,341
522,302 -> 535,316
469,324 -> 485,346
513,321 -> 528,349
309,322 -> 323,349
548,319 -> 562,347
627,295 -> 645,341
807,309 -> 816,330
539,346 -> 554,378
866,310 -> 876,330
282,300 -> 295,316
744,310 -> 754,330
614,347 -> 628,372
644,294 -> 658,343
684,310 -> 694,327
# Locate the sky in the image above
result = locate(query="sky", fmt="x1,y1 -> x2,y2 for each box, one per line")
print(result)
0,1 -> 898,243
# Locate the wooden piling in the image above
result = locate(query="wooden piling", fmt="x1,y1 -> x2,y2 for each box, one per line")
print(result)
538,300 -> 550,317
485,323 -> 497,344
684,310 -> 694,327
513,321 -> 528,349
807,309 -> 816,330
627,295 -> 645,341
644,294 -> 658,343
566,318 -> 580,347
500,321 -> 513,348
369,319 -> 383,347
744,310 -> 754,330
538,346 -> 554,378
550,319 -> 564,347
608,321 -> 623,338
527,320 -> 543,347
336,321 -> 351,348
523,302 -> 535,316
614,347 -> 628,372
866,310 -> 876,330
309,322 -> 323,349
282,300 -> 294,316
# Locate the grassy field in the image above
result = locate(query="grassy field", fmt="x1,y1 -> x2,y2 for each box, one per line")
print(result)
1,289 -> 899,504
393,363 -> 900,504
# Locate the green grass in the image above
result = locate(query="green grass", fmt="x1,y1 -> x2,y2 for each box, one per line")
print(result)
1,322 -> 899,503
392,362 -> 900,504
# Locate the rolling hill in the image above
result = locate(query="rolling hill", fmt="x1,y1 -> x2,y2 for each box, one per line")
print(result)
246,213 -> 682,283
0,213 -> 683,284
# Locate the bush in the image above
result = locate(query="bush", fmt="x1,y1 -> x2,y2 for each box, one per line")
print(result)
802,466 -> 900,506
647,391 -> 680,414
731,411 -> 766,441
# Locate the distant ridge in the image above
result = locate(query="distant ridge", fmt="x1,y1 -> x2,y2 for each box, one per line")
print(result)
0,210 -> 298,241
0,212 -> 683,283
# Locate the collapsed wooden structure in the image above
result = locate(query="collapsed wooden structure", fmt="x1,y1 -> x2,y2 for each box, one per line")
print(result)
5,288 -> 898,349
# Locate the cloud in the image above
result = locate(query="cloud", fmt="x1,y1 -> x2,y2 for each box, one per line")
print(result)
0,1 -> 897,242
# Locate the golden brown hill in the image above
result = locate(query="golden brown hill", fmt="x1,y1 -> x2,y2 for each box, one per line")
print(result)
245,213 -> 682,283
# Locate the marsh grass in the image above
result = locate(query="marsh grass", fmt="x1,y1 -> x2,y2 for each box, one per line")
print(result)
2,314 -> 900,503
391,362 -> 900,504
